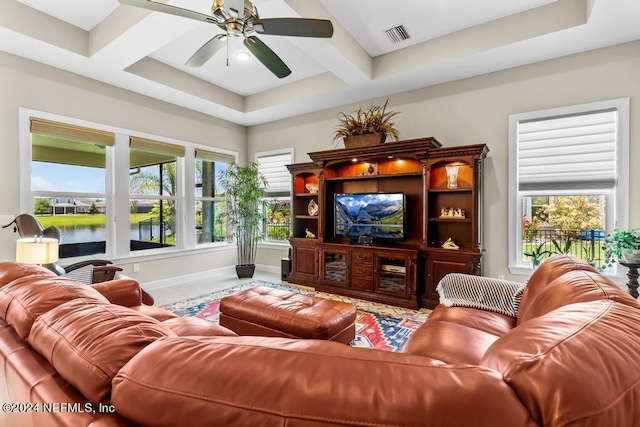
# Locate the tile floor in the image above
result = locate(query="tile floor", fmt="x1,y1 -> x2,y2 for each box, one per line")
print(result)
147,270 -> 284,306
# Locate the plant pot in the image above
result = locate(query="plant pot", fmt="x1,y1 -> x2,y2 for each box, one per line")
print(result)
622,249 -> 640,263
343,133 -> 386,148
236,264 -> 256,278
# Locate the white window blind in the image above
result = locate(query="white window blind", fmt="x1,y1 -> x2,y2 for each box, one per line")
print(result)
518,109 -> 617,191
195,149 -> 234,164
257,152 -> 291,196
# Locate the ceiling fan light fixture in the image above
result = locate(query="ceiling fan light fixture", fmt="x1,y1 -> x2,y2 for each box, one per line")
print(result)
235,50 -> 251,61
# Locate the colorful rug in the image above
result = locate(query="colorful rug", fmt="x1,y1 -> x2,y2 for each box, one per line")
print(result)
162,281 -> 429,352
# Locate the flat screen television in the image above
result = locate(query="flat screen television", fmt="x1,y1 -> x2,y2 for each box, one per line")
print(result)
334,192 -> 405,240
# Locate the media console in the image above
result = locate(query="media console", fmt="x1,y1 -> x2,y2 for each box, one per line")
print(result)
287,138 -> 487,309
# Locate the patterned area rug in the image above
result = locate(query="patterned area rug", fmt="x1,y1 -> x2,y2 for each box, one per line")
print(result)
162,281 -> 429,352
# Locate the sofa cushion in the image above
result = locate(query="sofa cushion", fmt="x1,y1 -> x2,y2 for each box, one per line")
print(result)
426,305 -> 517,337
0,275 -> 109,339
162,317 -> 238,337
518,255 -> 595,324
0,262 -> 56,288
29,300 -> 176,404
401,318 -> 500,364
518,270 -> 640,323
480,300 -> 640,427
437,273 -> 526,317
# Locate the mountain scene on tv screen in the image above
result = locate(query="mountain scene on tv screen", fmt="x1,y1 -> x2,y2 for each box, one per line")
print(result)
335,193 -> 404,239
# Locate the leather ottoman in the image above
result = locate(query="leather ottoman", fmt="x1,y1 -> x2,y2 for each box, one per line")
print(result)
219,286 -> 357,344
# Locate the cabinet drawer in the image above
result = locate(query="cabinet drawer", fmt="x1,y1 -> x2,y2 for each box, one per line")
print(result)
352,264 -> 373,277
352,277 -> 373,291
352,251 -> 373,264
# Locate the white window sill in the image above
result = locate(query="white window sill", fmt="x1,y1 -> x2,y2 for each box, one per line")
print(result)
508,263 -> 628,288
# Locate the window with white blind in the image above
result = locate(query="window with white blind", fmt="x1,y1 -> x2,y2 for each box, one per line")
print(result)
508,99 -> 629,274
256,150 -> 293,243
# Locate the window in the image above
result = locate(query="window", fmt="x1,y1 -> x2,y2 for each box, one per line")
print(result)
129,137 -> 184,251
195,149 -> 233,244
21,109 -> 238,261
29,118 -> 112,258
509,99 -> 629,274
256,150 -> 293,243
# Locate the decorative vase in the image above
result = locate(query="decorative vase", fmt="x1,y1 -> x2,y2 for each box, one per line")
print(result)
445,165 -> 459,189
622,249 -> 640,263
343,133 -> 386,149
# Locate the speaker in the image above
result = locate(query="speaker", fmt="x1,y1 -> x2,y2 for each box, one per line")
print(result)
281,257 -> 291,281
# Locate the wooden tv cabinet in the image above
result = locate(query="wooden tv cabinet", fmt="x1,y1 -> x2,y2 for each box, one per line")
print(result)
287,138 -> 488,309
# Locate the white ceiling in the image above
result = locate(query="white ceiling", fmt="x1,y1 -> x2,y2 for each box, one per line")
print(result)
2,0 -> 640,126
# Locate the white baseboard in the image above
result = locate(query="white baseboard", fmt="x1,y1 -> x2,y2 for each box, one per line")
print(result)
140,264 -> 280,291
141,265 -> 236,291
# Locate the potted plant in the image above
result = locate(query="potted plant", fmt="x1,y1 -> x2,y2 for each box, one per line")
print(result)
524,242 -> 551,268
603,228 -> 640,268
217,162 -> 268,278
332,99 -> 400,148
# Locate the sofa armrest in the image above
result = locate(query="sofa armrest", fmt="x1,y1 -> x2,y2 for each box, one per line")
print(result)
436,273 -> 526,317
91,279 -> 143,307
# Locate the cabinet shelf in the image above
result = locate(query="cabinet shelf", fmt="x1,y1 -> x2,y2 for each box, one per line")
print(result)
428,188 -> 473,193
294,193 -> 319,197
430,218 -> 472,223
325,172 -> 422,181
295,215 -> 318,220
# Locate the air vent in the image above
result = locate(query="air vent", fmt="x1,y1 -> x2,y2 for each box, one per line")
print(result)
385,25 -> 410,44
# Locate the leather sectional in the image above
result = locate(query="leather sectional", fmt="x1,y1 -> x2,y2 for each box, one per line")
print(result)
1,256 -> 639,426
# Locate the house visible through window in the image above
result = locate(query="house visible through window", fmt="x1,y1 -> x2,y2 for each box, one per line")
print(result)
509,99 -> 629,273
23,110 -> 238,261
30,118 -> 111,258
256,150 -> 292,243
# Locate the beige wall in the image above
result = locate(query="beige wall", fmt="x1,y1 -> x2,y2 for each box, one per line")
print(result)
0,51 -> 245,282
2,40 -> 639,283
248,41 -> 640,280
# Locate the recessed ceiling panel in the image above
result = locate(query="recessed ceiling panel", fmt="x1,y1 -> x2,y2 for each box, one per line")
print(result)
320,0 -> 558,57
17,0 -> 119,31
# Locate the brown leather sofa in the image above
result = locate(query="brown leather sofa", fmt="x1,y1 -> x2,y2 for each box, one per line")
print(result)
1,256 -> 640,427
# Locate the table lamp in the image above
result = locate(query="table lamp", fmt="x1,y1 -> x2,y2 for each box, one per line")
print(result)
16,236 -> 59,265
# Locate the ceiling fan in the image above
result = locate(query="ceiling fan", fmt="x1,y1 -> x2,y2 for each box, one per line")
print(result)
118,0 -> 334,78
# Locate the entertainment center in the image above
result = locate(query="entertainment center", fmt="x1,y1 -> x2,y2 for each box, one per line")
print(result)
286,137 -> 488,309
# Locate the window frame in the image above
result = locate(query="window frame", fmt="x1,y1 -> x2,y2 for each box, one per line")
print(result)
255,148 -> 293,246
19,108 -> 238,264
508,98 -> 629,276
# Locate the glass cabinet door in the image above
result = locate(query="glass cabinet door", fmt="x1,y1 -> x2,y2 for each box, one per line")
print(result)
375,255 -> 409,297
321,249 -> 348,287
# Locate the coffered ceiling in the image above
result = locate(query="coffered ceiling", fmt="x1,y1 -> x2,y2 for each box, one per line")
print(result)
1,0 -> 639,126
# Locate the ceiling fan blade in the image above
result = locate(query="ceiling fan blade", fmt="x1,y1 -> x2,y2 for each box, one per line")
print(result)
118,0 -> 216,24
253,18 -> 333,38
186,34 -> 227,67
243,36 -> 291,79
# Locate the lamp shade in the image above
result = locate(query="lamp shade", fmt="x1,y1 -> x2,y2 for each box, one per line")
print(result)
16,237 -> 59,264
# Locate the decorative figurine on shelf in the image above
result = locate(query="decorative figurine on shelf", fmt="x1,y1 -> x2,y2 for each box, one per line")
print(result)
441,238 -> 459,250
367,164 -> 375,175
305,183 -> 319,194
440,206 -> 465,219
305,228 -> 316,239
